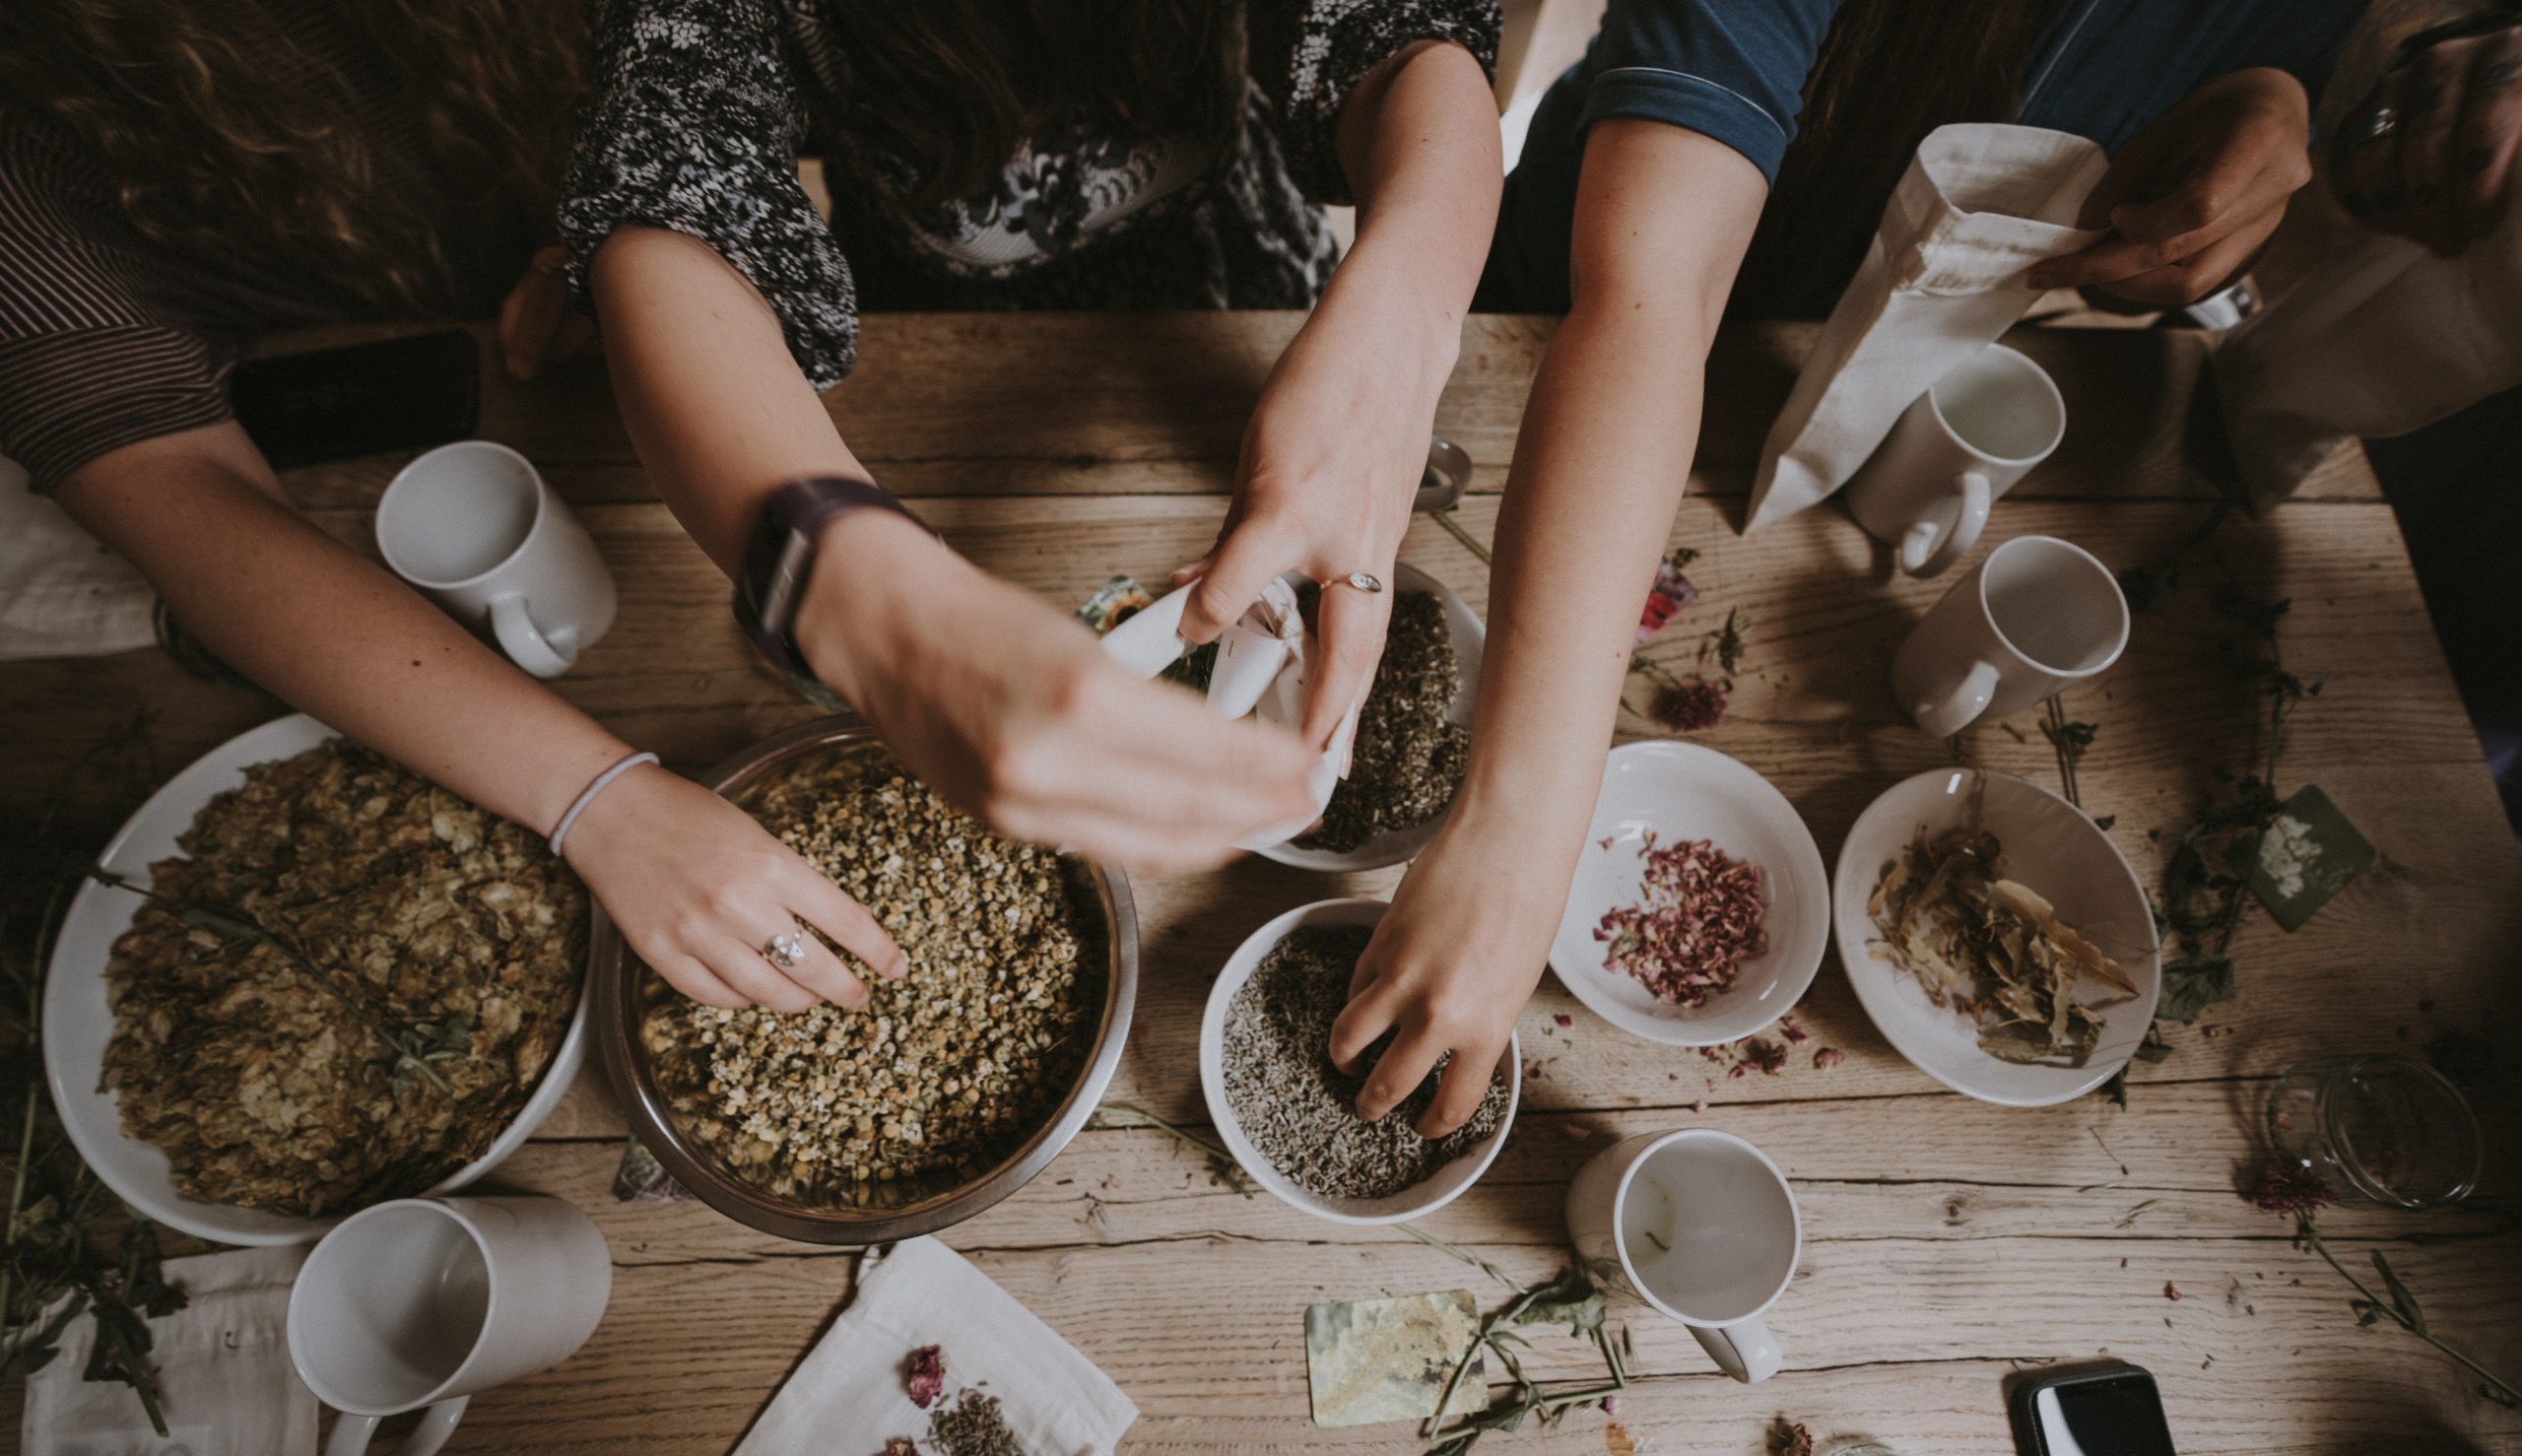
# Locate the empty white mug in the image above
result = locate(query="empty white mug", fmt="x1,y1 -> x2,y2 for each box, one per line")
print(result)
1892,534 -> 2129,738
1844,343 -> 2066,577
376,441 -> 616,678
1565,1128 -> 1801,1382
288,1196 -> 612,1456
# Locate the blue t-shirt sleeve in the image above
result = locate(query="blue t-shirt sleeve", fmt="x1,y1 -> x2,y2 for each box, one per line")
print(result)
1576,0 -> 1848,183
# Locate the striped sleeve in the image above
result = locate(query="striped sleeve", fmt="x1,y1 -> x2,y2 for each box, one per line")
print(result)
0,119 -> 233,494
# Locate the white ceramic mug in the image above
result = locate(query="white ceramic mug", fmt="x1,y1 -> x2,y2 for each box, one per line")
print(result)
375,441 -> 616,678
288,1196 -> 612,1456
1565,1128 -> 1801,1383
1844,343 -> 2066,577
1892,534 -> 2129,738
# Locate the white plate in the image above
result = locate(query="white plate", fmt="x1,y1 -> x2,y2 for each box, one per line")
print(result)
1258,562 -> 1485,873
1831,768 -> 2160,1107
1549,742 -> 1830,1046
1200,897 -> 1518,1224
44,714 -> 588,1245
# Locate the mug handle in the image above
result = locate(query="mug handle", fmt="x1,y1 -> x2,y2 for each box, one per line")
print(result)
1689,1316 -> 1782,1383
1897,471 -> 1992,577
490,593 -> 577,679
324,1395 -> 470,1456
1911,659 -> 2002,739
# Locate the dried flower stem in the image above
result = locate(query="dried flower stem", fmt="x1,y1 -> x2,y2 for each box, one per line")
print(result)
1087,1103 -> 1255,1194
1430,509 -> 1493,565
2294,1217 -> 2522,1406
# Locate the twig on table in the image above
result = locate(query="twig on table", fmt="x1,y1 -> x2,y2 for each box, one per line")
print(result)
1430,509 -> 1493,566
1393,1222 -> 1524,1292
1085,1103 -> 1256,1195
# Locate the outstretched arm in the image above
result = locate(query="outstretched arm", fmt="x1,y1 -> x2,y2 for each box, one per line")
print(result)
56,420 -> 902,1010
1334,120 -> 1769,1136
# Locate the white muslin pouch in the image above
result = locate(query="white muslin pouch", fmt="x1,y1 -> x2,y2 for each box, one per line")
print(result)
24,1244 -> 317,1456
733,1236 -> 1139,1456
0,452 -> 157,661
2216,201 -> 2522,508
1747,123 -> 2110,532
1100,575 -> 1359,848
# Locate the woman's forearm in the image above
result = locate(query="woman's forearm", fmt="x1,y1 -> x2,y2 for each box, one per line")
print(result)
56,424 -> 632,835
1332,37 -> 1503,335
1449,122 -> 1769,864
588,226 -> 871,577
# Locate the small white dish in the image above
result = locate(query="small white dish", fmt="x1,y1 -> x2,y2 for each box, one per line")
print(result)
1257,562 -> 1485,874
1549,742 -> 1830,1046
1200,897 -> 1518,1224
44,714 -> 589,1245
1831,767 -> 2160,1106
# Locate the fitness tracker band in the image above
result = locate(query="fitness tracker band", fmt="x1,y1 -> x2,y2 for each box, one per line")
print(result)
735,476 -> 933,677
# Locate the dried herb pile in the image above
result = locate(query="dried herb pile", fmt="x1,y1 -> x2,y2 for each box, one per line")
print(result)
1592,835 -> 1768,1008
101,741 -> 584,1217
1296,591 -> 1469,853
1221,926 -> 1504,1200
1865,825 -> 2136,1066
642,748 -> 1103,1207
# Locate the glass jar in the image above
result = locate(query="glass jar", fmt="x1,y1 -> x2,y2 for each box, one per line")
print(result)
2265,1053 -> 2483,1209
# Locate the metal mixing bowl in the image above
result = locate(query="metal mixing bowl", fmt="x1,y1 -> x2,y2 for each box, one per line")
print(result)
590,718 -> 1138,1243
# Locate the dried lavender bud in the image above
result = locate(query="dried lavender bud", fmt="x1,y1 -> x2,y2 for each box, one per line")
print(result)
928,1390 -> 1026,1456
1221,926 -> 1506,1200
1295,591 -> 1469,853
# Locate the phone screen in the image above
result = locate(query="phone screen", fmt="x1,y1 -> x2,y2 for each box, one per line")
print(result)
2031,1372 -> 2176,1456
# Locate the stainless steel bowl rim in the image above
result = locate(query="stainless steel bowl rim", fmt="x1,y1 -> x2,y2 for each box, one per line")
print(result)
591,717 -> 1139,1244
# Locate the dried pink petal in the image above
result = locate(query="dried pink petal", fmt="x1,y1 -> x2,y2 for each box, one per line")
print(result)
1814,1047 -> 1846,1070
905,1345 -> 946,1409
1595,839 -> 1767,1009
2163,1281 -> 2182,1301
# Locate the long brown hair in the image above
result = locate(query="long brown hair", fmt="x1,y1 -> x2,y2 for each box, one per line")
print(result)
0,0 -> 583,315
814,0 -> 1240,210
1734,0 -> 2056,317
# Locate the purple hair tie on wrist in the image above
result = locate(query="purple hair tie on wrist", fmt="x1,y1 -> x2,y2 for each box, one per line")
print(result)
549,751 -> 660,857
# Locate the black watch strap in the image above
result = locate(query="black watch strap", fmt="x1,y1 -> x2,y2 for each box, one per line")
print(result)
735,476 -> 932,677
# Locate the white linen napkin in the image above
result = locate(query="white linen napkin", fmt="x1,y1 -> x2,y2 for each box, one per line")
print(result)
0,453 -> 157,661
733,1236 -> 1138,1456
23,1244 -> 316,1456
1101,575 -> 1359,848
1748,123 -> 2109,532
2217,200 -> 2522,507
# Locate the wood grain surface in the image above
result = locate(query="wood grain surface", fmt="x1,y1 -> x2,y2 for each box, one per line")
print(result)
4,314 -> 2514,1456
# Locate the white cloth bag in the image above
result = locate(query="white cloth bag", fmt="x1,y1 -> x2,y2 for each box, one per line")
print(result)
2216,201 -> 2522,508
0,452 -> 157,661
733,1236 -> 1139,1456
23,1244 -> 317,1456
1747,123 -> 2109,532
1100,575 -> 1358,848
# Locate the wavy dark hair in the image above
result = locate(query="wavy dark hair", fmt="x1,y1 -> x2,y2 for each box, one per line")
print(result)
817,0 -> 1241,209
0,0 -> 584,314
1734,0 -> 2058,317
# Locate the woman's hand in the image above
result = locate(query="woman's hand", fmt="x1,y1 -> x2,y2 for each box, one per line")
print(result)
796,512 -> 1322,873
2334,15 -> 2522,254
560,760 -> 907,1012
1171,272 -> 1458,747
2028,69 -> 2315,308
1330,810 -> 1563,1138
498,244 -> 597,381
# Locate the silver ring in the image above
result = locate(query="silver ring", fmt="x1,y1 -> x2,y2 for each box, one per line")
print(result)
1336,571 -> 1385,594
762,930 -> 807,970
2358,105 -> 2400,145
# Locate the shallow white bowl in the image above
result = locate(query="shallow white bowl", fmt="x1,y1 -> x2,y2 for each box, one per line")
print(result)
1200,897 -> 1518,1224
1257,562 -> 1485,873
44,714 -> 589,1245
1548,741 -> 1830,1046
1832,768 -> 2160,1107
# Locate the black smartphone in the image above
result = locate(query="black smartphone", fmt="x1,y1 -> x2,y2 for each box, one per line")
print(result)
229,329 -> 479,469
2011,1363 -> 2176,1455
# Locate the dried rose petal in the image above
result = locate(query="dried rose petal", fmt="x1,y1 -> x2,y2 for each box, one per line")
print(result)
1553,1013 -> 1573,1029
885,1440 -> 919,1456
905,1345 -> 945,1409
1814,1047 -> 1846,1071
1594,839 -> 1767,1009
2163,1281 -> 2182,1301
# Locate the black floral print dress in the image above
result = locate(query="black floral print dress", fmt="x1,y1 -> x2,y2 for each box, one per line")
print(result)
559,0 -> 1499,391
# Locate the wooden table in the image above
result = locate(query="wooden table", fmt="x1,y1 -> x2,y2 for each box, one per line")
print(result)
4,314 -> 2517,1455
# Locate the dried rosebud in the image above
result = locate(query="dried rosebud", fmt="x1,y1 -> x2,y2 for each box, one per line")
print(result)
2248,1166 -> 2339,1220
1553,1014 -> 1573,1029
1814,1047 -> 1846,1070
905,1345 -> 946,1409
1779,1017 -> 1811,1045
1649,675 -> 1729,733
2163,1281 -> 2182,1301
1766,1419 -> 1815,1456
885,1440 -> 919,1456
1601,1394 -> 1622,1417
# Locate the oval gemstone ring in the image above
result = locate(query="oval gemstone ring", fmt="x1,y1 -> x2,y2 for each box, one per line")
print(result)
1337,571 -> 1385,594
762,930 -> 807,970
